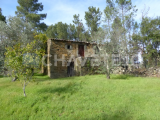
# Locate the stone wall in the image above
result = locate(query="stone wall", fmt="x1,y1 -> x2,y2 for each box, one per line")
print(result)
112,65 -> 160,77
132,67 -> 160,77
47,39 -> 97,78
112,65 -> 133,74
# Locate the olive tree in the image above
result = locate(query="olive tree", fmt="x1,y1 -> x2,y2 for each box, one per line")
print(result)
92,25 -> 126,79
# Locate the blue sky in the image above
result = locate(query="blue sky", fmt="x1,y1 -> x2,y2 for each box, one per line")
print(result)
1,0 -> 160,27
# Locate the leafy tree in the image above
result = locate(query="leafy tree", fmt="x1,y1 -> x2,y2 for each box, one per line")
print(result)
46,22 -> 77,40
73,14 -> 84,41
110,17 -> 123,52
46,24 -> 58,38
104,0 -> 137,62
57,22 -> 68,39
129,21 -> 140,63
134,17 -> 160,67
85,6 -> 102,36
46,16 -> 89,41
0,9 -> 6,72
46,22 -> 68,39
5,41 -> 43,97
0,8 -> 6,22
91,0 -> 137,79
15,0 -> 47,31
80,29 -> 91,42
34,33 -> 48,74
92,23 -> 130,79
0,16 -> 34,75
0,17 -> 34,46
0,16 -> 47,96
68,23 -> 77,40
104,0 -> 115,26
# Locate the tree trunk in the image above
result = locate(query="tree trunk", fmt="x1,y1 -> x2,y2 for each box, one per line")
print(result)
12,76 -> 18,82
105,56 -> 111,79
155,57 -> 157,67
106,69 -> 110,79
23,81 -> 26,97
31,68 -> 34,76
41,60 -> 47,75
106,74 -> 110,79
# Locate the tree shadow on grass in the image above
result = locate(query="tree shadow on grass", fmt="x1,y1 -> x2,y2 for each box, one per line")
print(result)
38,81 -> 82,94
33,73 -> 77,81
33,73 -> 46,76
85,105 -> 146,120
33,75 -> 51,82
110,74 -> 135,80
85,111 -> 131,120
33,73 -> 79,82
0,75 -> 4,78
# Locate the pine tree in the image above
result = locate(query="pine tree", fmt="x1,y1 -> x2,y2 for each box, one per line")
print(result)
73,14 -> 84,41
0,8 -> 6,22
15,0 -> 47,31
85,6 -> 102,36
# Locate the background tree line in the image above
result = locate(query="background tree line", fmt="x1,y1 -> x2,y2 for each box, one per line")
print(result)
46,6 -> 102,42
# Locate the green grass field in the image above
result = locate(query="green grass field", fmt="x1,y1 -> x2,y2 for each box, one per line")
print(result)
0,74 -> 160,120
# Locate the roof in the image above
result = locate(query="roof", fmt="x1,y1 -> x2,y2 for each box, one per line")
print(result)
49,38 -> 97,45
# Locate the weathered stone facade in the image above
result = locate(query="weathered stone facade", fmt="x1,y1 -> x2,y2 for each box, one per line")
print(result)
47,39 -> 97,78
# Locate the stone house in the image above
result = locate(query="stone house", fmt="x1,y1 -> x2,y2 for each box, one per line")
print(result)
47,38 -> 98,78
46,38 -> 140,78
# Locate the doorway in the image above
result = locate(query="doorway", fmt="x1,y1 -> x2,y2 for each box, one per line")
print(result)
67,61 -> 74,77
78,45 -> 84,57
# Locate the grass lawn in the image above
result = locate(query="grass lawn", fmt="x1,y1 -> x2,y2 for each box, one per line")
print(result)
0,74 -> 160,120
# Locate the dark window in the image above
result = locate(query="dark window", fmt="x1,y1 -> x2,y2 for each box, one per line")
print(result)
66,45 -> 72,50
67,45 -> 71,49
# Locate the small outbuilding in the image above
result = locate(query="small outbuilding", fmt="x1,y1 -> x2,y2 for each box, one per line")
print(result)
47,38 -> 98,78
